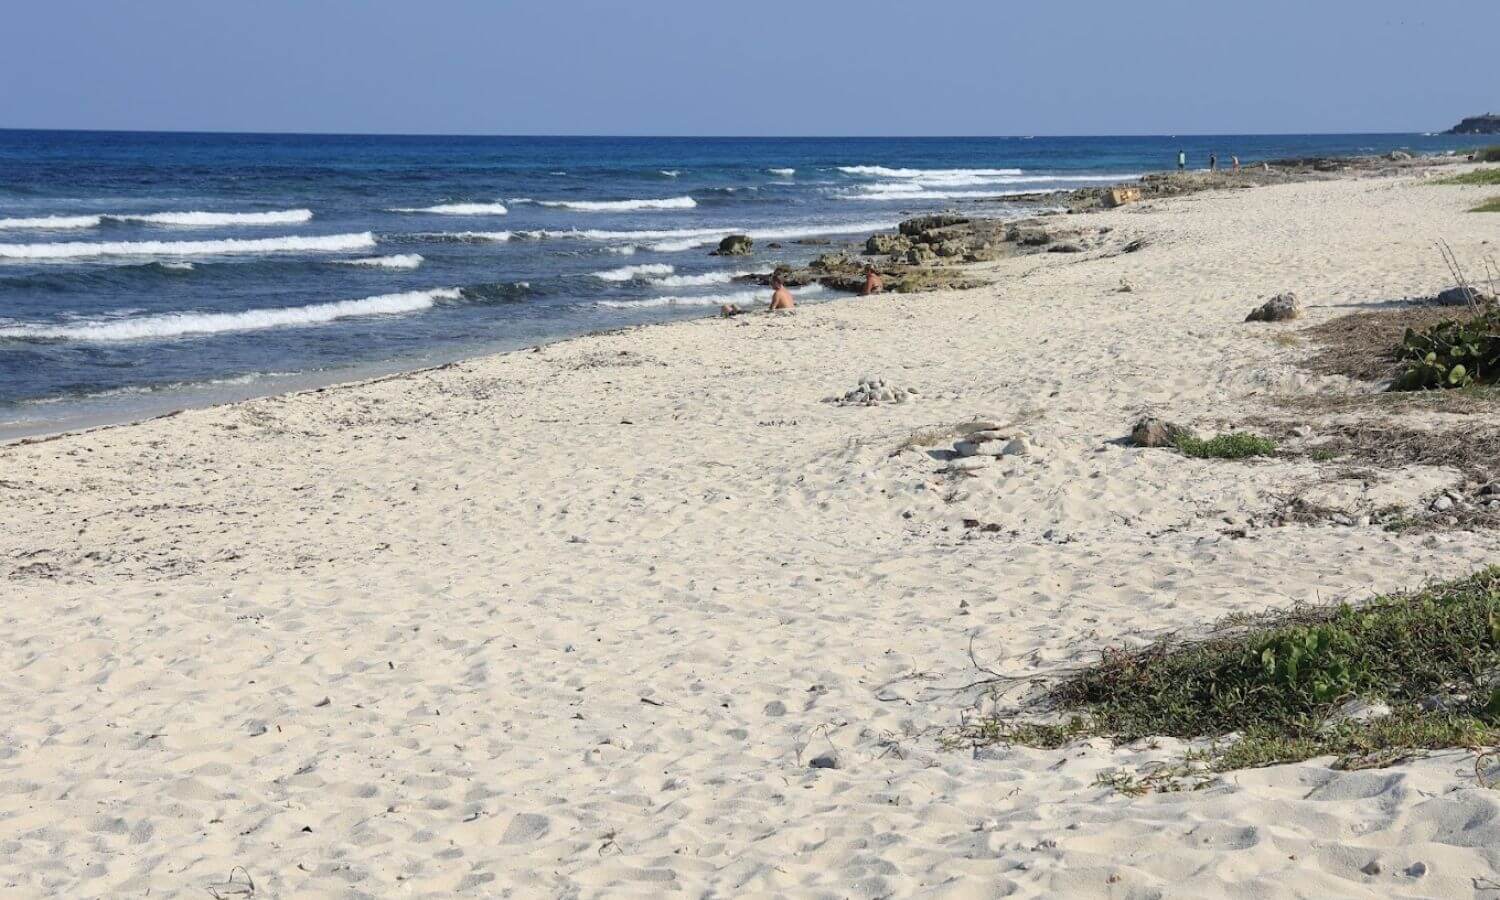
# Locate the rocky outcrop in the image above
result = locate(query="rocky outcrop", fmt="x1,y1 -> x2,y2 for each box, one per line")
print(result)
1445,114 -> 1500,135
865,234 -> 912,255
1245,292 -> 1304,323
1130,417 -> 1192,448
899,214 -> 969,236
711,234 -> 753,256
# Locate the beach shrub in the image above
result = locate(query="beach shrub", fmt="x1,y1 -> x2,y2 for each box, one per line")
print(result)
1436,168 -> 1500,186
1474,197 -> 1500,213
961,568 -> 1500,774
1392,310 -> 1500,390
1480,147 -> 1500,163
1172,432 -> 1276,459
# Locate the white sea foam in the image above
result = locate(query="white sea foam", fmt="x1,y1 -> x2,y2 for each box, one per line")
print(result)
660,170 -> 681,177
0,209 -> 314,229
511,196 -> 698,212
0,232 -> 376,261
591,263 -> 675,282
839,166 -> 1139,189
115,209 -> 315,226
838,165 -> 1025,180
0,288 -> 458,342
421,231 -> 512,243
645,220 -> 902,252
338,254 -> 425,269
158,261 -> 196,272
843,184 -> 1048,201
651,270 -> 750,288
768,168 -> 796,176
390,203 -> 509,215
0,214 -> 103,230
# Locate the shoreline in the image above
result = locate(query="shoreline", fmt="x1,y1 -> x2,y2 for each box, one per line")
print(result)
4,150 -> 1464,446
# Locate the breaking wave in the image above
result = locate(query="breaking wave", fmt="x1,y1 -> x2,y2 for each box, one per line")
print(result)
419,231 -> 512,243
591,263 -> 675,281
511,196 -> 697,212
114,209 -> 315,226
0,288 -> 458,342
0,232 -> 376,261
389,203 -> 509,215
338,254 -> 425,269
0,208 -> 314,229
0,215 -> 103,230
768,168 -> 796,176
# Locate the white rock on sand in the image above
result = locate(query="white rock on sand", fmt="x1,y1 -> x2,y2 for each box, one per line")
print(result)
3,170 -> 1500,897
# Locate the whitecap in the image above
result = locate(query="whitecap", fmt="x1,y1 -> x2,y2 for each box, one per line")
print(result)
0,214 -> 103,230
591,263 -> 675,282
338,254 -> 425,269
0,232 -> 376,261
768,168 -> 796,176
660,170 -> 681,177
112,209 -> 314,226
0,288 -> 458,341
389,203 -> 509,216
511,196 -> 697,212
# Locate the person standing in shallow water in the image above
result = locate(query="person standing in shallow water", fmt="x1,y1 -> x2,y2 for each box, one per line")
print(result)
1209,152 -> 1217,172
1177,149 -> 1186,171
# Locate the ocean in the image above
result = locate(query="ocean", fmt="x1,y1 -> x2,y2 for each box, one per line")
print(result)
0,130 -> 1479,436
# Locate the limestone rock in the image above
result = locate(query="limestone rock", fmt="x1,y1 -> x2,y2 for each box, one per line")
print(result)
865,234 -> 912,255
1129,417 -> 1192,448
899,214 -> 969,237
711,234 -> 753,256
1245,292 -> 1303,323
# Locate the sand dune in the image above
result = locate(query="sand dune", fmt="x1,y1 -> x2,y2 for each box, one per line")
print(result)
4,172 -> 1500,897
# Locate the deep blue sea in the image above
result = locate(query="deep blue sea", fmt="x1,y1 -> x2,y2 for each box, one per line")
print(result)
0,130 -> 1480,435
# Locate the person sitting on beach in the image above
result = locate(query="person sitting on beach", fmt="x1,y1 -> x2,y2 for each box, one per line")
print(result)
769,275 -> 795,311
860,266 -> 884,296
721,275 -> 796,317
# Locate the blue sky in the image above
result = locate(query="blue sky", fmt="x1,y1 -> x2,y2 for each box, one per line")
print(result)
4,0 -> 1494,136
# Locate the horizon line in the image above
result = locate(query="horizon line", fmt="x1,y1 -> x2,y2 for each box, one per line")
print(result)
0,126 -> 1454,141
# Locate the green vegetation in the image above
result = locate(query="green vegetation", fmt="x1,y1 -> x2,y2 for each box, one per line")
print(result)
1393,309 -> 1500,390
1480,147 -> 1500,164
962,569 -> 1500,779
1474,197 -> 1500,213
1435,168 -> 1500,186
1172,432 -> 1277,459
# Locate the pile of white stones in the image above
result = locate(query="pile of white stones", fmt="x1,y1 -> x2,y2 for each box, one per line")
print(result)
943,424 -> 1035,473
827,376 -> 918,406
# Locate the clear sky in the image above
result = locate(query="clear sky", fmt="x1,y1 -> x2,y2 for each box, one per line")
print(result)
4,0 -> 1494,136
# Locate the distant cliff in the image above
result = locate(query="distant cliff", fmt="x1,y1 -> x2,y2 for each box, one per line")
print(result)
1446,114 -> 1500,135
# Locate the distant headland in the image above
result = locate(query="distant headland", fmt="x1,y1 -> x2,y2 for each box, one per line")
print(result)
1445,113 -> 1500,135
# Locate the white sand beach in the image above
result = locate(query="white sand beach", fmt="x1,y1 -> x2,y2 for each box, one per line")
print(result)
6,170 -> 1500,898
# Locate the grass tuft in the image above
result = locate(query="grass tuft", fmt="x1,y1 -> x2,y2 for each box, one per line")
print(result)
961,569 -> 1500,776
1435,168 -> 1500,186
1173,432 -> 1277,459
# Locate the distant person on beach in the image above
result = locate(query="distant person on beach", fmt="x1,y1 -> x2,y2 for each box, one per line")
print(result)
1177,150 -> 1186,171
861,266 -> 884,296
1232,155 -> 1241,173
1209,153 -> 1217,172
721,274 -> 795,317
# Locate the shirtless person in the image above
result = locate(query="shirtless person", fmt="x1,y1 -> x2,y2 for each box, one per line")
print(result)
860,266 -> 883,296
769,274 -> 795,311
721,274 -> 796,317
